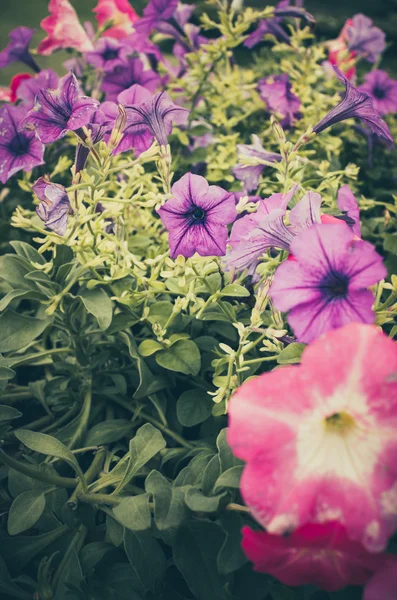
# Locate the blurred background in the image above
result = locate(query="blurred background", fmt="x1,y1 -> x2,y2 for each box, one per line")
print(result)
0,0 -> 397,85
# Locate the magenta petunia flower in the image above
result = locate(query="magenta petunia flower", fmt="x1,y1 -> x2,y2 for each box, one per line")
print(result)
258,74 -> 301,127
233,135 -> 282,192
345,14 -> 386,64
337,184 -> 361,237
157,173 -> 236,259
313,66 -> 393,145
33,176 -> 72,235
93,0 -> 138,39
122,87 -> 189,150
23,72 -> 100,144
358,70 -> 397,116
16,69 -> 59,109
85,38 -> 130,73
101,57 -> 161,101
242,522 -> 388,591
228,322 -> 397,551
270,223 -> 386,343
37,0 -> 94,55
364,558 -> 397,600
0,26 -> 40,73
0,105 -> 44,184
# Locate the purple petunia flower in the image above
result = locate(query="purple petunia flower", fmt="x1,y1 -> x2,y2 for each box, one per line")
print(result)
75,109 -> 112,174
16,69 -> 59,109
345,14 -> 386,64
101,57 -> 161,101
85,38 -> 130,73
0,105 -> 44,184
33,176 -> 73,235
22,71 -> 100,144
157,172 -> 236,259
258,74 -> 301,127
232,135 -> 282,193
337,185 -> 361,237
270,223 -> 386,344
134,0 -> 179,36
313,66 -> 393,145
120,86 -> 189,152
0,27 -> 40,73
357,70 -> 397,116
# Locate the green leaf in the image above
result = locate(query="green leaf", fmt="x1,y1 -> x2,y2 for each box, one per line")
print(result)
217,513 -> 247,575
7,490 -> 46,535
124,530 -> 166,594
384,234 -> 397,254
215,466 -> 243,491
134,357 -> 169,399
85,419 -> 134,446
173,521 -> 228,600
5,524 -> 70,570
78,288 -> 113,330
0,311 -> 52,353
220,284 -> 250,297
15,430 -> 82,477
177,389 -> 212,427
147,301 -> 173,327
0,289 -> 45,312
138,339 -> 163,357
277,343 -> 306,365
80,541 -> 112,573
185,488 -> 226,512
156,340 -> 201,376
202,455 -> 221,496
145,470 -> 188,530
0,255 -> 36,290
216,428 -> 242,472
113,494 -> 151,531
0,404 -> 21,421
10,241 -> 46,265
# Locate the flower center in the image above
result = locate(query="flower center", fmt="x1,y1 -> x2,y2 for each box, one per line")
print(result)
8,133 -> 31,156
324,411 -> 355,434
320,271 -> 349,299
373,86 -> 386,100
191,206 -> 205,222
103,48 -> 119,61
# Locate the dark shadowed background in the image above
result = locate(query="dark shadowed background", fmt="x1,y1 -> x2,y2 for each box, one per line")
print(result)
0,0 -> 396,85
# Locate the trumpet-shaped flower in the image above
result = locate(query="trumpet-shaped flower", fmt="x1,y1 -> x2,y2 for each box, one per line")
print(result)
33,176 -> 72,235
85,38 -> 129,73
23,71 -> 99,144
228,322 -> 397,551
345,14 -> 386,63
101,57 -> 161,101
358,70 -> 397,116
0,27 -> 40,73
258,74 -> 301,127
157,172 -> 236,259
242,522 -> 388,591
337,184 -> 360,237
232,135 -> 282,193
16,69 -> 59,108
364,558 -> 397,600
313,66 -> 393,145
38,0 -> 94,55
270,223 -> 386,343
0,105 -> 44,184
134,0 -> 179,36
93,0 -> 138,39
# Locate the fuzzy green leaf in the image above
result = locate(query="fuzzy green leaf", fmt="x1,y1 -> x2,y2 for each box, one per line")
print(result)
7,490 -> 46,535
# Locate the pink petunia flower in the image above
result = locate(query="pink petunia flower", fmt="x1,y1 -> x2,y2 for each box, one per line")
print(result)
364,558 -> 397,600
93,0 -> 138,39
38,0 -> 94,55
228,323 -> 397,552
242,522 -> 388,591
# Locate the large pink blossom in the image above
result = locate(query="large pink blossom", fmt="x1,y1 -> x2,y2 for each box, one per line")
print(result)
242,522 -> 388,591
38,0 -> 94,55
93,0 -> 138,39
364,558 -> 397,600
228,323 -> 397,552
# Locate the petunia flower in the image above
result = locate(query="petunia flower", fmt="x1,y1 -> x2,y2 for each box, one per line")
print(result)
327,19 -> 356,81
85,38 -> 130,73
3,73 -> 33,103
133,0 -> 179,36
336,184 -> 360,237
245,1 -> 290,48
0,105 -> 44,184
258,74 -> 301,127
33,176 -> 73,235
93,0 -> 138,39
232,135 -> 282,193
345,14 -> 386,64
242,522 -> 388,591
121,86 -> 189,151
16,69 -> 59,108
157,172 -> 236,259
270,223 -> 386,343
0,27 -> 40,73
74,109 -> 112,174
23,71 -> 100,144
313,66 -> 393,145
37,0 -> 94,55
364,558 -> 397,600
358,70 -> 397,116
227,322 -> 397,551
101,57 -> 161,101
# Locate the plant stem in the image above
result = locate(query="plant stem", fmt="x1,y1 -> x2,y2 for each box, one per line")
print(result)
68,382 -> 92,450
52,525 -> 87,590
8,347 -> 71,367
69,447 -> 106,505
78,492 -> 121,506
0,449 -> 77,488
